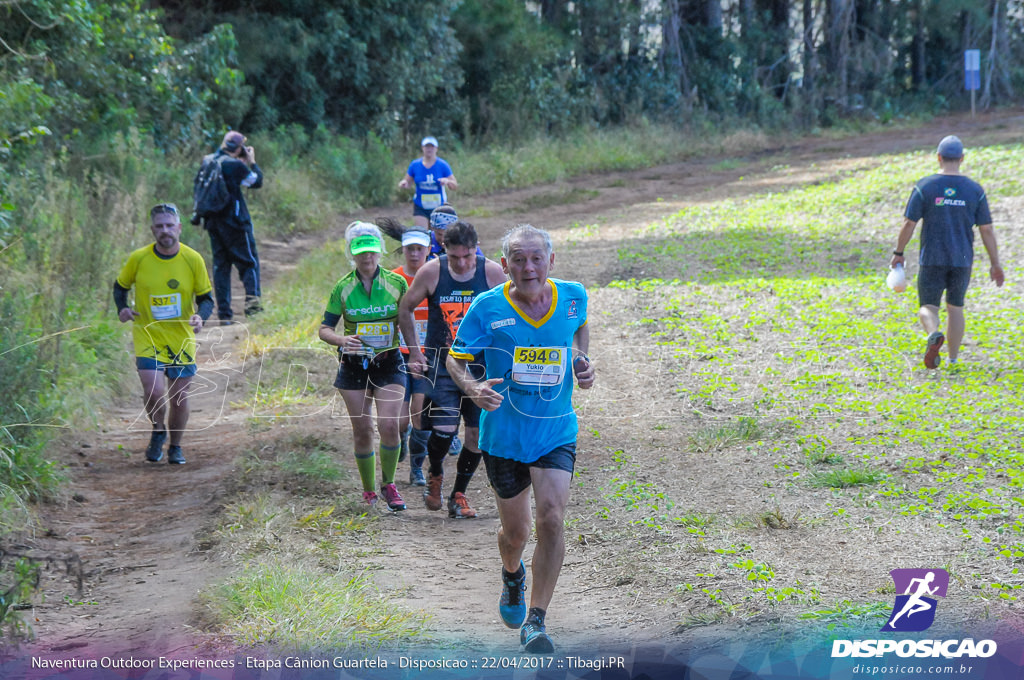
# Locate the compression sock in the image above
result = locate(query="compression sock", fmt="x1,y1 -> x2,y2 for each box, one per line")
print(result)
409,427 -> 430,457
354,451 -> 376,493
426,430 -> 454,477
452,447 -> 482,496
379,442 -> 401,485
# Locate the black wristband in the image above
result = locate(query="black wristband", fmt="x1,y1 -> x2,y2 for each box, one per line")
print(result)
892,250 -> 904,256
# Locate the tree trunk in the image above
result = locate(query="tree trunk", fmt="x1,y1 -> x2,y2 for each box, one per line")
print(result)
661,0 -> 692,106
540,0 -> 566,28
706,0 -> 722,33
911,0 -> 926,90
802,0 -> 816,121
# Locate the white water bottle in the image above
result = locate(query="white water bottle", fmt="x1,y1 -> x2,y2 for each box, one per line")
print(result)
887,263 -> 907,293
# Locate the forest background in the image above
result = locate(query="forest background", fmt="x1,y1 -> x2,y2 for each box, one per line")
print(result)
1,0 -> 1023,638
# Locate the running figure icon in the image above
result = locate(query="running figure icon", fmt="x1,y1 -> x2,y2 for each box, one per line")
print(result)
882,568 -> 949,632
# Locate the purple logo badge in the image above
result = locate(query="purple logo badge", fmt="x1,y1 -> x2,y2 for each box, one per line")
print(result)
882,569 -> 949,632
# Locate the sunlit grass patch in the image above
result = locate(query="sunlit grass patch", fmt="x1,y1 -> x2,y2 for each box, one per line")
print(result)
202,562 -> 430,651
808,466 -> 886,489
689,415 -> 781,453
799,600 -> 890,628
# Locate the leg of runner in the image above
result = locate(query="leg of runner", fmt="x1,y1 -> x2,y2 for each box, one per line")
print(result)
165,375 -> 193,464
408,393 -> 429,485
424,427 -> 455,510
918,304 -> 944,369
340,389 -> 379,506
449,423 -> 481,518
946,303 -> 965,362
494,486 -> 531,629
137,369 -> 168,462
518,467 -> 571,653
374,382 -> 406,511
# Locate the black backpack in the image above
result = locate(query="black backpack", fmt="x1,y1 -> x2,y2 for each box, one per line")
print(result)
192,153 -> 231,220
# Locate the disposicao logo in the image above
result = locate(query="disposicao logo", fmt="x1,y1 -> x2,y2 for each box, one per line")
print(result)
883,568 -> 948,632
831,568 -> 998,660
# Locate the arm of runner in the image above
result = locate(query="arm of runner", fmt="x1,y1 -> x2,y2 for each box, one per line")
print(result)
439,174 -> 458,190
978,223 -> 1004,287
398,173 -> 414,189
113,282 -> 139,322
399,261 -> 438,374
319,324 -> 364,354
572,323 -> 594,389
318,309 -> 365,354
446,354 -> 503,411
890,217 -> 917,268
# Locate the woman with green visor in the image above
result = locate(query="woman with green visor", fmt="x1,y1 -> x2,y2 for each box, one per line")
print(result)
319,221 -> 409,510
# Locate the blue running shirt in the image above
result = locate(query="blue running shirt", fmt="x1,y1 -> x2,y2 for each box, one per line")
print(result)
406,158 -> 453,211
450,279 -> 588,463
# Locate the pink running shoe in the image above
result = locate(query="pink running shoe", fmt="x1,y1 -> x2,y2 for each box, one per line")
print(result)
362,491 -> 379,507
380,483 -> 406,511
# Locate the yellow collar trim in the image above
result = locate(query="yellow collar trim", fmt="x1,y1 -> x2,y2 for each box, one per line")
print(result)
503,280 -> 557,328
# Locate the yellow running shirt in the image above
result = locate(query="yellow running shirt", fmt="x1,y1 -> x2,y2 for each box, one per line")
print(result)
116,244 -> 212,364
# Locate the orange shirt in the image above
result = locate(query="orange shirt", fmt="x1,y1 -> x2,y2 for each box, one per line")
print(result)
393,265 -> 429,353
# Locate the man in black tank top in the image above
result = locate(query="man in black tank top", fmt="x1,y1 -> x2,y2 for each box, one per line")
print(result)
400,222 -> 507,518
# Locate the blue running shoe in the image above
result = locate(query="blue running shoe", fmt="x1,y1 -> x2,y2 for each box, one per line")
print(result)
520,620 -> 554,654
167,445 -> 186,465
499,562 -> 527,628
146,429 -> 167,462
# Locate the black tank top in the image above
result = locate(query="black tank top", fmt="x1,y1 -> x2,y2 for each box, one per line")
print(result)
426,255 -> 490,376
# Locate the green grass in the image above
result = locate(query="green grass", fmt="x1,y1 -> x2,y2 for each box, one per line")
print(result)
689,415 -> 776,453
202,562 -> 430,651
610,139 -> 1024,624
808,467 -> 887,489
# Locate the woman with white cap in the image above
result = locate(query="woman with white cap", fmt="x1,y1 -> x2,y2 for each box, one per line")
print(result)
318,221 -> 409,510
398,136 -> 458,228
391,226 -> 432,486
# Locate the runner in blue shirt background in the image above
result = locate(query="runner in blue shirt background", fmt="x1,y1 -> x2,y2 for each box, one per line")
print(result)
398,136 -> 458,229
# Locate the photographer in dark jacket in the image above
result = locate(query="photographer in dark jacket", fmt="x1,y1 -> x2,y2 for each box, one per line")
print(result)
195,130 -> 264,322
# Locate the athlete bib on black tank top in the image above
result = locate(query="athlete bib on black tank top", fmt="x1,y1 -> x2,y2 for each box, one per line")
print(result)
425,255 -> 489,377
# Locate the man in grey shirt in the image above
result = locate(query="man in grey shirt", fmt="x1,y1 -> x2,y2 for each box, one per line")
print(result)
891,135 -> 1004,369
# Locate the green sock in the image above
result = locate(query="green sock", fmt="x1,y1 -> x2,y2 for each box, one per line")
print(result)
354,451 -> 376,493
379,443 -> 401,485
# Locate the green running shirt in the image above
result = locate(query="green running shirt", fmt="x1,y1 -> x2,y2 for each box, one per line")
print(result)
322,267 -> 408,352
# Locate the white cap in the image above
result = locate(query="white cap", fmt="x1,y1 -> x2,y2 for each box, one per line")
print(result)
402,230 -> 430,248
421,136 -> 439,147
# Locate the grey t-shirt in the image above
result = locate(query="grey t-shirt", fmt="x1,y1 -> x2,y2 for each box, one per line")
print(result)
905,174 -> 991,268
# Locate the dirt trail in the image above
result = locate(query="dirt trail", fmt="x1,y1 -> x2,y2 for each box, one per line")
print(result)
20,111 -> 1023,659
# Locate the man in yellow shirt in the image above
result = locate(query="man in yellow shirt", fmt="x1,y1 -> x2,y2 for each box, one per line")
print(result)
113,203 -> 214,465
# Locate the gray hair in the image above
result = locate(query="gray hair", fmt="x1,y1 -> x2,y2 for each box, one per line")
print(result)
501,224 -> 553,260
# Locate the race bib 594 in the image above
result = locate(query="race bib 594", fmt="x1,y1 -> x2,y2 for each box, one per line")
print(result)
511,346 -> 566,385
